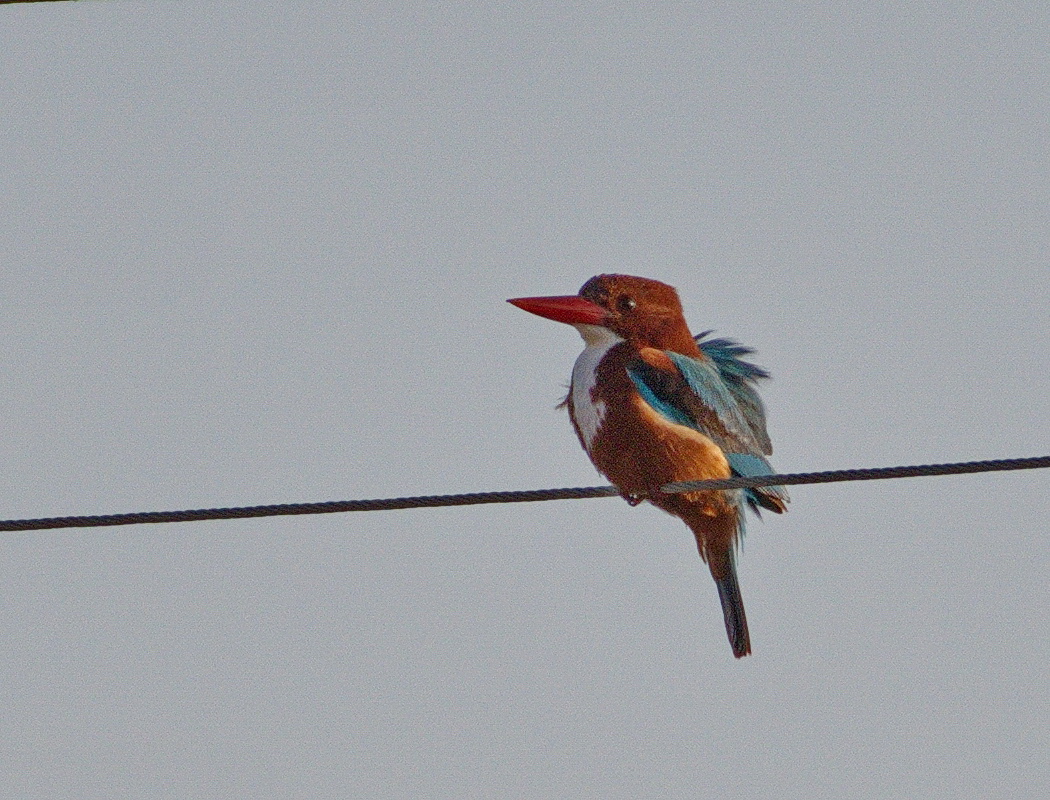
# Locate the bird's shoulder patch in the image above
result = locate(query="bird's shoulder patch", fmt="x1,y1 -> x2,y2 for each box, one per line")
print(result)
636,346 -> 679,372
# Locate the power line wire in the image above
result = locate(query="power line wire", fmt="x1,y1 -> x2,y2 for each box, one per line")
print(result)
661,455 -> 1050,492
0,456 -> 1046,532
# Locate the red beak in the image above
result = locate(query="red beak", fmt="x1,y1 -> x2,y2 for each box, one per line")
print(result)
507,295 -> 608,325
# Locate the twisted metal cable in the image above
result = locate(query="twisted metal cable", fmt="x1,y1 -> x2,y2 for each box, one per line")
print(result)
661,455 -> 1050,492
0,486 -> 622,532
0,456 -> 1046,532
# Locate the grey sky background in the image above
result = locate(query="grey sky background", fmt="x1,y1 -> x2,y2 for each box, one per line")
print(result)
2,3 -> 1048,798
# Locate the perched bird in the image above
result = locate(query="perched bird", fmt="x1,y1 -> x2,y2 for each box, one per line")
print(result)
508,274 -> 787,658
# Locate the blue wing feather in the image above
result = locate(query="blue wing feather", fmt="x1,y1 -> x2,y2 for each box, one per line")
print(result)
629,373 -> 697,430
626,334 -> 788,520
665,352 -> 767,455
696,331 -> 773,454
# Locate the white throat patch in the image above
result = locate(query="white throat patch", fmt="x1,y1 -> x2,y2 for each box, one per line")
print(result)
570,324 -> 624,451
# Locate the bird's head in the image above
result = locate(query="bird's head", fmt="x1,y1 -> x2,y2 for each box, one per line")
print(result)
508,274 -> 698,353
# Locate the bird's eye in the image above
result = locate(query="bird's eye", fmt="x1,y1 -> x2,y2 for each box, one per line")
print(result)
616,295 -> 636,313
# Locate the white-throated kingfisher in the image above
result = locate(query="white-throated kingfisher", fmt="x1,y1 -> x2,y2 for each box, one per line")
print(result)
509,274 -> 787,658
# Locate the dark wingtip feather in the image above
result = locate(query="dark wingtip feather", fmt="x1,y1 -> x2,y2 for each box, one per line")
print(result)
748,487 -> 789,515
